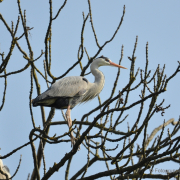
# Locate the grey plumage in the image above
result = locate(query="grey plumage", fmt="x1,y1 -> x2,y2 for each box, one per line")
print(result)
33,76 -> 89,109
32,56 -> 127,146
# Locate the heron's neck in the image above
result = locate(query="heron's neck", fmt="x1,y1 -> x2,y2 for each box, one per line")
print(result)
90,63 -> 105,92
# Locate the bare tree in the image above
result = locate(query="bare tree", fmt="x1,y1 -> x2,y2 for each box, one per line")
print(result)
0,1 -> 180,180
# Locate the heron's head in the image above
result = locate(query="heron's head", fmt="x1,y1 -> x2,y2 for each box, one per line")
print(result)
93,55 -> 127,69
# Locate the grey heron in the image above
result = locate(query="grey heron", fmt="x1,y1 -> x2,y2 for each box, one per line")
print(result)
32,56 -> 127,146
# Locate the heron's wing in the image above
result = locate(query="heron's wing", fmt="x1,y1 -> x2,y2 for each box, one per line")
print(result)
48,76 -> 88,97
33,76 -> 89,106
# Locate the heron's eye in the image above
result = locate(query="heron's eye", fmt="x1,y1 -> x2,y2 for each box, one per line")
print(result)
105,59 -> 109,62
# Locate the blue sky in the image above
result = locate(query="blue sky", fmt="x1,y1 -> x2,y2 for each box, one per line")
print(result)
0,1 -> 180,179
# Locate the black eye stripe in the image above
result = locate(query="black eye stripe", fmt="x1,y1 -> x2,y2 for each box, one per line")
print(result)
99,55 -> 104,58
98,56 -> 110,62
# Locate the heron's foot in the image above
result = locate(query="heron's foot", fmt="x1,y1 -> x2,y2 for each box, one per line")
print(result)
68,132 -> 81,150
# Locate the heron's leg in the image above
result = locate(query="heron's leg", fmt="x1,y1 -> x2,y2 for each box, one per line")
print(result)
66,105 -> 75,146
66,105 -> 72,127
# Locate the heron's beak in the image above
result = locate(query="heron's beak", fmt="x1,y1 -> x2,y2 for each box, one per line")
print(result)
110,61 -> 127,69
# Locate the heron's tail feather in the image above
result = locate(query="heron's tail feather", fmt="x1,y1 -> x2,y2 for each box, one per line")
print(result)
32,96 -> 57,107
